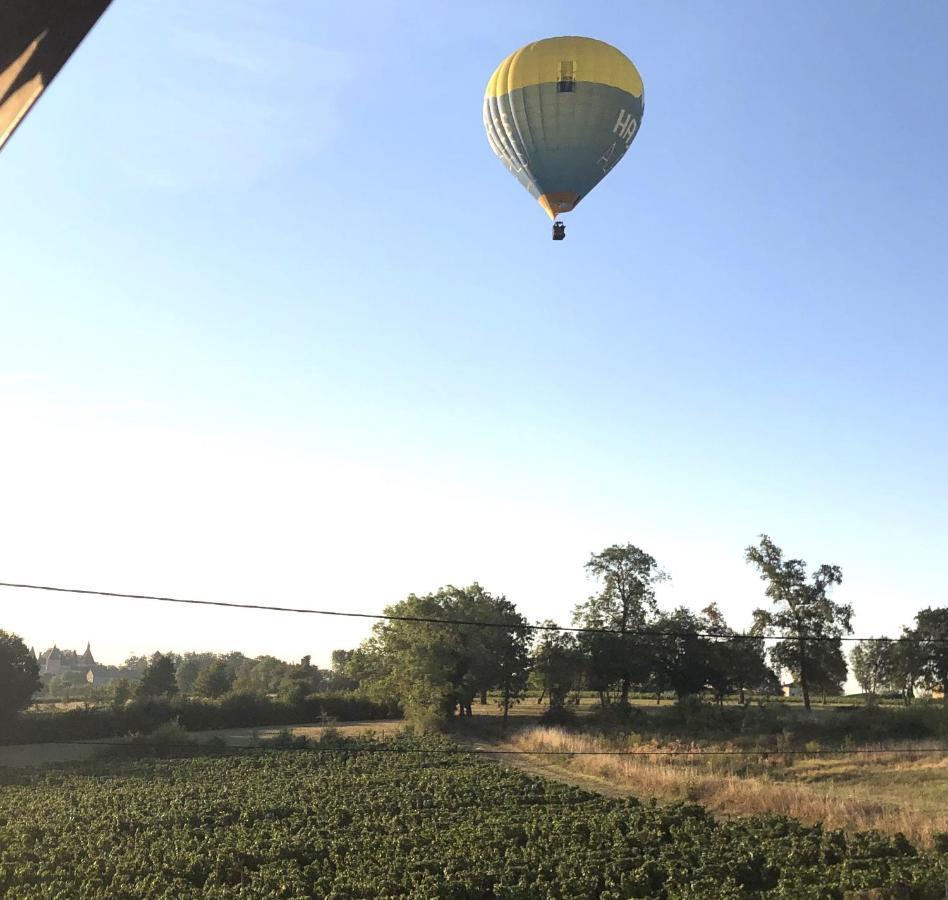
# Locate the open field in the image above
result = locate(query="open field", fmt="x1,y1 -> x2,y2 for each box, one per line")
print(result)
2,734 -> 947,898
488,725 -> 948,849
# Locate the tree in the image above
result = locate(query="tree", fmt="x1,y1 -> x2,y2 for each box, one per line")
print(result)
326,649 -> 360,692
573,543 -> 668,707
700,604 -> 775,705
193,659 -> 236,698
445,586 -> 528,716
914,607 -> 948,707
487,607 -> 530,726
123,655 -> 149,675
355,590 -> 473,728
650,608 -> 713,703
276,655 -> 326,704
233,655 -> 290,695
850,639 -> 894,704
0,630 -> 41,721
531,625 -> 582,709
137,652 -> 178,699
804,639 -> 848,703
890,630 -> 925,706
110,678 -> 134,709
354,584 -> 529,728
176,652 -> 221,693
746,535 -> 851,711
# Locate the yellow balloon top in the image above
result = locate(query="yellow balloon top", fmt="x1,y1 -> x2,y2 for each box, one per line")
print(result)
485,36 -> 644,100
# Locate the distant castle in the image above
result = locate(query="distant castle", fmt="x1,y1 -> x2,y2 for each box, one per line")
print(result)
35,642 -> 104,684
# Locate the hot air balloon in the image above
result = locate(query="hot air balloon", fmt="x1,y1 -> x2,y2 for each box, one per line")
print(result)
1,0 -> 113,152
483,36 -> 644,240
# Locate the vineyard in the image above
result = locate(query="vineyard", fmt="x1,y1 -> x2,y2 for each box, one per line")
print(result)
1,735 -> 947,898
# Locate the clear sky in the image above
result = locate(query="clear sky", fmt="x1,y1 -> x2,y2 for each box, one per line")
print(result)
2,1 -> 946,670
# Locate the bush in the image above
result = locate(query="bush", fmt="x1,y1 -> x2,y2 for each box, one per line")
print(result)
587,703 -> 646,730
261,729 -> 310,750
540,705 -> 578,727
99,722 -> 196,759
3,692 -> 401,745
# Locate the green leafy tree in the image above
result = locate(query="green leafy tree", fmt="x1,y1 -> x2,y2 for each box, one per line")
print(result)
355,584 -> 528,729
137,652 -> 179,699
487,607 -> 530,726
0,630 -> 41,721
176,652 -> 222,693
800,639 -> 848,704
890,630 -> 925,706
123,655 -> 149,675
573,543 -> 668,707
355,591 -> 467,728
650,608 -> 712,703
914,607 -> 948,706
445,586 -> 528,715
850,639 -> 894,704
746,535 -> 851,711
276,655 -> 326,704
700,604 -> 775,705
110,678 -> 134,709
193,660 -> 236,698
326,649 -> 360,691
233,655 -> 289,695
531,625 -> 582,709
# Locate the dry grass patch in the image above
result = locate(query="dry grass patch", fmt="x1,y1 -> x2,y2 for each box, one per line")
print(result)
502,726 -> 948,849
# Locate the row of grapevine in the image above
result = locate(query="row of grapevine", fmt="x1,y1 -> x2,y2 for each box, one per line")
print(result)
1,735 -> 946,898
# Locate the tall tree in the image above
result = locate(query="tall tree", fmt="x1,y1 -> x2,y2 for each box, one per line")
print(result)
491,612 -> 530,727
446,585 -> 525,714
914,607 -> 948,707
700,604 -> 775,705
804,639 -> 848,704
193,659 -> 236,699
850,639 -> 894,704
890,629 -> 925,706
573,543 -> 668,707
354,584 -> 527,728
650,608 -> 712,703
0,630 -> 41,721
176,652 -> 220,693
233,655 -> 291,695
137,652 -> 179,699
531,625 -> 582,710
746,535 -> 851,711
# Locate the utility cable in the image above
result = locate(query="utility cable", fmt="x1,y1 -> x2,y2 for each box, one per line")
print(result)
1,581 -> 944,645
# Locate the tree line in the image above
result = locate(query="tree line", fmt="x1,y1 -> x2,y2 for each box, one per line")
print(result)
336,535 -> 946,725
2,535 -> 945,728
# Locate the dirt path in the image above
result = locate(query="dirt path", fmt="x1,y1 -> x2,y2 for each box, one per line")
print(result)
458,737 -> 638,801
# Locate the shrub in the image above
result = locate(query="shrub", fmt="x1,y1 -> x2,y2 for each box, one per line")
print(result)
99,721 -> 196,759
587,703 -> 646,730
540,705 -> 578,727
4,692 -> 401,745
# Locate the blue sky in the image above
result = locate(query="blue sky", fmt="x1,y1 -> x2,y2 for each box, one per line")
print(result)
2,1 -> 946,669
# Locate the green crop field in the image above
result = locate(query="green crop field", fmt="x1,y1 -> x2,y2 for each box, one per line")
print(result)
1,735 -> 946,899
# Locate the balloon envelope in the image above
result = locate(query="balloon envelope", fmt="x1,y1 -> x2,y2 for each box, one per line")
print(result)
483,36 -> 644,219
0,0 -> 113,152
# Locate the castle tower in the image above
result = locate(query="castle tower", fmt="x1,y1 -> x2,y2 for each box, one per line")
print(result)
44,646 -> 62,675
80,642 -> 95,667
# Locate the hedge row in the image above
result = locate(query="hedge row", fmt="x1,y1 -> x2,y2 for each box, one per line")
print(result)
3,692 -> 401,744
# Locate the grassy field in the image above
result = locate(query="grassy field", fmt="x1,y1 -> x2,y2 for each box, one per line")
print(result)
488,726 -> 948,849
2,734 -> 947,898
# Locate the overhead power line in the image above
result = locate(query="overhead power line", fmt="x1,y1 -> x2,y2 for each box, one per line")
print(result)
0,581 -> 944,644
